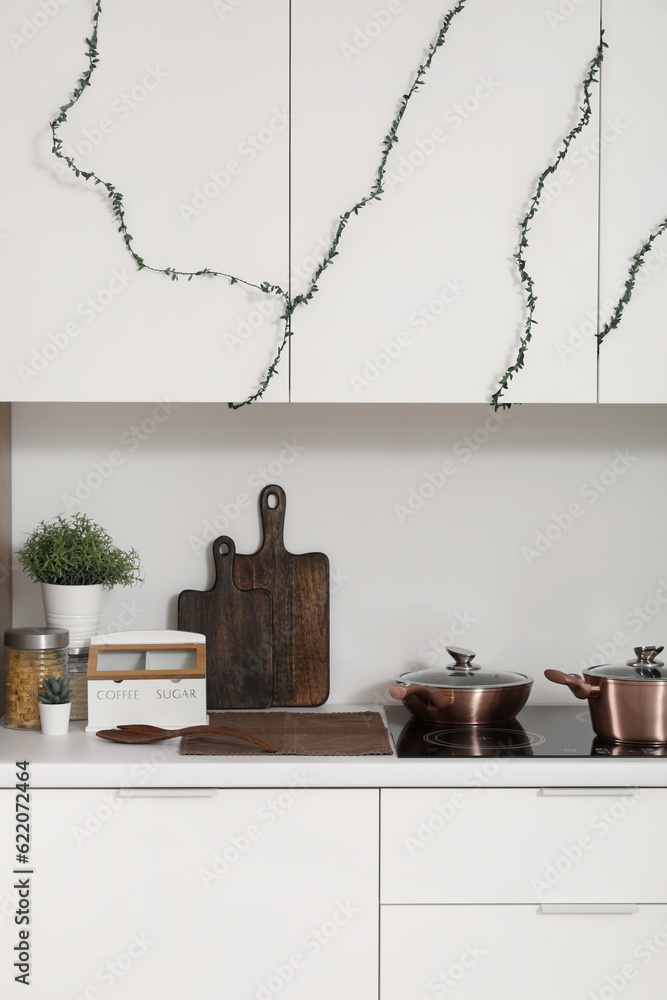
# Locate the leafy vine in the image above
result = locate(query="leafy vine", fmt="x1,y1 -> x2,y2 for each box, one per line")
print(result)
490,33 -> 606,410
597,217 -> 667,345
289,1 -> 470,317
50,0 -> 470,407
50,0 -> 288,407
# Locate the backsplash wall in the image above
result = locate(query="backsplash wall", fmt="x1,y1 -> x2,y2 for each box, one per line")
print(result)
11,402 -> 667,705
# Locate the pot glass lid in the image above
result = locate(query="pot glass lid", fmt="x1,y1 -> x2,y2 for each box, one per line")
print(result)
397,646 -> 532,689
587,645 -> 667,681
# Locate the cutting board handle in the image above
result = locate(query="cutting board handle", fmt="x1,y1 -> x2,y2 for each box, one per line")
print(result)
259,484 -> 287,553
211,535 -> 237,585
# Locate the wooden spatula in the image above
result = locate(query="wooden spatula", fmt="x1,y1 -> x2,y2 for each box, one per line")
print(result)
96,724 -> 277,752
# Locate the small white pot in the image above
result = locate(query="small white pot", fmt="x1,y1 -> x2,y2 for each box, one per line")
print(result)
41,583 -> 104,648
38,702 -> 71,736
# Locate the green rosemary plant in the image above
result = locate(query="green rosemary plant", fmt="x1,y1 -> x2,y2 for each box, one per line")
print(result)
16,513 -> 143,589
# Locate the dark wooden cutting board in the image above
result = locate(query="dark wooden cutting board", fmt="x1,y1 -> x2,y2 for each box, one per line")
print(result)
178,536 -> 272,709
233,485 -> 330,706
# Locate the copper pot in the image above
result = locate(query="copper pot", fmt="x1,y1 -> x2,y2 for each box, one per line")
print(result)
389,646 -> 533,725
545,645 -> 667,745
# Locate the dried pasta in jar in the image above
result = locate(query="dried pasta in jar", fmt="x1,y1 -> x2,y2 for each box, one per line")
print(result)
4,628 -> 68,730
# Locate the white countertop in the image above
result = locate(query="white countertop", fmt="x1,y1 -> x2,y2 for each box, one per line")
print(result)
2,706 -> 667,788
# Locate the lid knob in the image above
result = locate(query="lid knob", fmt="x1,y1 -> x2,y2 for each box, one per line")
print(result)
446,646 -> 480,671
628,645 -> 665,668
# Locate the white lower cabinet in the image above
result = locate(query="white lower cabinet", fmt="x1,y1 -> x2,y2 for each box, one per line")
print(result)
381,904 -> 667,1000
380,787 -> 667,999
2,783 -> 666,998
381,787 -> 667,903
0,790 -> 18,966
0,788 -> 379,1000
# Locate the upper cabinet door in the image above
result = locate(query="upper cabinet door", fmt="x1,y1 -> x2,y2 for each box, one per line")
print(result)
0,0 -> 288,403
598,1 -> 667,403
290,0 -> 601,403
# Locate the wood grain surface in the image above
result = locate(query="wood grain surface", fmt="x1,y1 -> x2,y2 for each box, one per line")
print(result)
234,485 -> 330,706
178,536 -> 272,709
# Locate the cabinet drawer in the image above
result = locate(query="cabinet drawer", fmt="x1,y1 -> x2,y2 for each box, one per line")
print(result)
381,788 -> 667,903
381,904 -> 667,1000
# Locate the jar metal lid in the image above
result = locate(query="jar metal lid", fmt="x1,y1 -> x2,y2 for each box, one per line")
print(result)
4,627 -> 69,651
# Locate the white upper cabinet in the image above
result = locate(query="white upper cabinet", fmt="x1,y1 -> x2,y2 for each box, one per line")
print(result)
290,0 -> 601,403
2,0 -> 608,405
598,0 -> 667,402
0,0 -> 289,403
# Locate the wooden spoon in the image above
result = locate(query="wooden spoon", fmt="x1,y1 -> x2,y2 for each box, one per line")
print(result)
96,724 -> 277,752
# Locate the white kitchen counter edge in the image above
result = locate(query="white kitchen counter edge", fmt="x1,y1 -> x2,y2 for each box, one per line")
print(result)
1,708 -> 667,788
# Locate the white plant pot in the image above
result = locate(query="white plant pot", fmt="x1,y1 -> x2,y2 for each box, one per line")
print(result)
41,583 -> 104,648
38,701 -> 71,736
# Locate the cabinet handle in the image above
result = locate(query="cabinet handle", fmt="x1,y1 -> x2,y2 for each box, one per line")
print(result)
118,788 -> 218,798
539,904 -> 639,915
539,787 -> 640,797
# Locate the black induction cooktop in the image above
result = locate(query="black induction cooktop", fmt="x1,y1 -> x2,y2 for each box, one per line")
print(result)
385,705 -> 667,758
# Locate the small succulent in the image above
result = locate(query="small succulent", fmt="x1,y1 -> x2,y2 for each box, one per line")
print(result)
38,675 -> 73,705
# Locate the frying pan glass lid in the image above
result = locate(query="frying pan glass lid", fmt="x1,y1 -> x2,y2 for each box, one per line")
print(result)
397,646 -> 532,689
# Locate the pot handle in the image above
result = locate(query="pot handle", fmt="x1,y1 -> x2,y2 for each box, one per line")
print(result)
544,669 -> 600,700
389,684 -> 456,711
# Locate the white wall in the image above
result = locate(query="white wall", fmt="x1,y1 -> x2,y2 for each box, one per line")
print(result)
11,402 -> 667,706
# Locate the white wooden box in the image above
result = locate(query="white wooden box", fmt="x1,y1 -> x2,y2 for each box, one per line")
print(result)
85,630 -> 207,732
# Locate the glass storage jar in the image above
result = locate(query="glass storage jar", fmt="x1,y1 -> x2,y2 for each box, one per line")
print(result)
67,648 -> 89,722
4,627 -> 69,730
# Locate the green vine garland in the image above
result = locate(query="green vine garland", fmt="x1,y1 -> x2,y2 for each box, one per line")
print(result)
490,33 -> 606,410
597,216 -> 667,345
51,0 -> 470,408
288,1 -> 470,318
50,0 -> 287,407
53,4 -> 622,408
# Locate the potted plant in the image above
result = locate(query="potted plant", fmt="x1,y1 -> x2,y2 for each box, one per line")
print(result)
16,513 -> 143,648
38,675 -> 74,735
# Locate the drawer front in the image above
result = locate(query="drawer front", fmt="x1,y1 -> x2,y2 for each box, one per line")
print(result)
381,787 -> 667,903
381,904 -> 667,1000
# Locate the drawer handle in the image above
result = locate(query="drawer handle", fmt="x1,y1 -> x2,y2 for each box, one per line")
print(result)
539,904 -> 639,915
540,787 -> 640,797
118,788 -> 218,798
